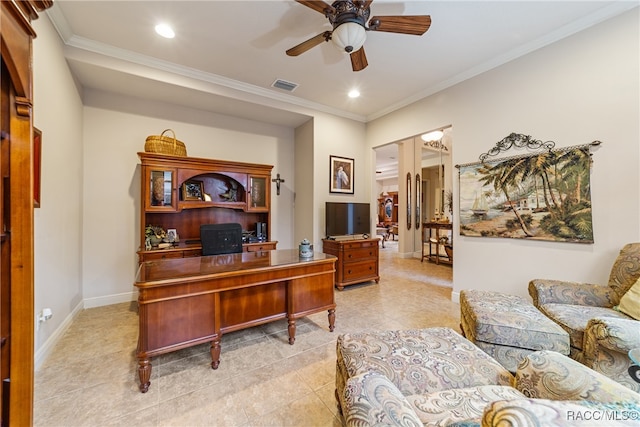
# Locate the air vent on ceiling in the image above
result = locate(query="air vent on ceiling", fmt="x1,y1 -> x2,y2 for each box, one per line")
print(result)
272,79 -> 298,92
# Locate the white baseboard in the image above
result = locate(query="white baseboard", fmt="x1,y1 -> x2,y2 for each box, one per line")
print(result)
83,291 -> 137,308
34,291 -> 138,370
34,300 -> 83,371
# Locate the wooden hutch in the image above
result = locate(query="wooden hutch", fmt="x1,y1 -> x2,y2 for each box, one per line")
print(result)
137,152 -> 277,262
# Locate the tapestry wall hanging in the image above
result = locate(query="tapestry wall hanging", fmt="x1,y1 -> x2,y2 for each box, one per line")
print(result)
457,133 -> 600,243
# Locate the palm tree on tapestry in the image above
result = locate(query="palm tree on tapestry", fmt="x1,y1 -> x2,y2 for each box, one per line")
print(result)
541,148 -> 593,240
477,158 -> 534,237
477,147 -> 592,241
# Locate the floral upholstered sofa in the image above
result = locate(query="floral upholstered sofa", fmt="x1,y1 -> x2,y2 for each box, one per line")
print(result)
529,242 -> 640,392
337,328 -> 640,426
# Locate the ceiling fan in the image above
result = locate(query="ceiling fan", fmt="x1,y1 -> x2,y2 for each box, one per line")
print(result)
286,0 -> 431,72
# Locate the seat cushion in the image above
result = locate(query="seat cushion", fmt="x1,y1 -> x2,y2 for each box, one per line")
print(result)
406,385 -> 525,426
460,290 -> 569,354
516,350 -> 640,402
336,327 -> 513,401
538,304 -> 630,350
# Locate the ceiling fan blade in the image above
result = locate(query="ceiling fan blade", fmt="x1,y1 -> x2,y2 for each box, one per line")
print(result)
368,15 -> 432,35
286,31 -> 332,56
295,0 -> 335,15
350,47 -> 368,72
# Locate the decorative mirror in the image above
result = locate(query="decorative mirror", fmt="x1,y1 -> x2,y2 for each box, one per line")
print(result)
406,172 -> 412,230
415,173 -> 421,229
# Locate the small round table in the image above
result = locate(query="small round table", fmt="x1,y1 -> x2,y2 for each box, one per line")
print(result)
629,348 -> 640,383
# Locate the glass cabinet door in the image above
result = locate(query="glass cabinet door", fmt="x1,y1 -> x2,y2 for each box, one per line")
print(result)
145,168 -> 177,211
248,174 -> 269,211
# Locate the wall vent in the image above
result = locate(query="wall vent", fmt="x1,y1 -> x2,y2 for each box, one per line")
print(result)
272,79 -> 298,92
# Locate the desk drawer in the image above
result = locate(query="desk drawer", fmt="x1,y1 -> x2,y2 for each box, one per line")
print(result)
343,247 -> 377,262
182,249 -> 201,258
244,242 -> 277,252
143,251 -> 183,261
342,260 -> 377,281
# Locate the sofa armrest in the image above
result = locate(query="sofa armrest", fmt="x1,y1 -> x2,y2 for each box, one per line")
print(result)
528,279 -> 615,307
586,317 -> 640,354
515,350 -> 640,402
343,371 -> 422,427
482,399 -> 640,427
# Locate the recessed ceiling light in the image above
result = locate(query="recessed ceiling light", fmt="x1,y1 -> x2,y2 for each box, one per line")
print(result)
421,130 -> 444,142
155,23 -> 175,39
348,89 -> 360,98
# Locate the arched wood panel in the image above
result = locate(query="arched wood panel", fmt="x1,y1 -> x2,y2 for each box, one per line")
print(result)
0,1 -> 52,425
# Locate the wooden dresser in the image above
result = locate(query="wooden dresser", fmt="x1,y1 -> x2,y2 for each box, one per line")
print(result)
322,238 -> 380,290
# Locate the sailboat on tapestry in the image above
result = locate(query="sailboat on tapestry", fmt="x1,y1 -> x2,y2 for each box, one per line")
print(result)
471,193 -> 489,217
459,146 -> 594,243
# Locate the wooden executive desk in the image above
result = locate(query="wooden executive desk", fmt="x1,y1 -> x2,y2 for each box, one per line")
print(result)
134,249 -> 337,393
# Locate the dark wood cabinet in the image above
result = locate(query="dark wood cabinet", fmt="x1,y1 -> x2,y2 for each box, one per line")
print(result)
1,1 -> 53,424
322,239 -> 380,290
138,153 -> 276,262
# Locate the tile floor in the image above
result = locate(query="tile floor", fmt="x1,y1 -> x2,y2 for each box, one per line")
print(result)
34,241 -> 458,426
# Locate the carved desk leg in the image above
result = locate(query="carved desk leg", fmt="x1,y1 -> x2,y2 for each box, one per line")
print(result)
328,309 -> 336,332
210,336 -> 221,369
288,319 -> 296,345
137,357 -> 152,393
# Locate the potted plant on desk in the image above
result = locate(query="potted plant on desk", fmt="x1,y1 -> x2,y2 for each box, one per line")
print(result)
145,225 -> 166,248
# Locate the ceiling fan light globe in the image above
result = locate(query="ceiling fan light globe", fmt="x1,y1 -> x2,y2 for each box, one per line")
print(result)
332,22 -> 366,54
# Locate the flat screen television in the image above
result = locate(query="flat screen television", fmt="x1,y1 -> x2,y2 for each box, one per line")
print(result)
325,202 -> 371,237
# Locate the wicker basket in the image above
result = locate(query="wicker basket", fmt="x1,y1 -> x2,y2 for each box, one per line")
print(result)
144,129 -> 187,156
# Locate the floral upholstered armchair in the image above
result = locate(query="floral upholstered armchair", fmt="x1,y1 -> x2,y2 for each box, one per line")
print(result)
529,243 -> 640,392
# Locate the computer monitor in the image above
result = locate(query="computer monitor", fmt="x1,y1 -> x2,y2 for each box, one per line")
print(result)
200,223 -> 243,256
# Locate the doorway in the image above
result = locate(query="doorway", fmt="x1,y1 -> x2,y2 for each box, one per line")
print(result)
373,128 -> 453,281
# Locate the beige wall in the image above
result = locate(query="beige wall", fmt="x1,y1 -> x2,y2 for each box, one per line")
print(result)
80,96 -> 296,303
367,9 -> 640,299
312,113 -> 368,247
32,8 -> 639,365
294,119 -> 314,245
32,14 -> 85,364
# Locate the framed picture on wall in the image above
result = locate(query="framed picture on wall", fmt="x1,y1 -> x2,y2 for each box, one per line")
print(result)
329,155 -> 354,194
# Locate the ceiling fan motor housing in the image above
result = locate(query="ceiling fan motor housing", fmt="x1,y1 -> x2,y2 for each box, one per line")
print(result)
329,1 -> 370,53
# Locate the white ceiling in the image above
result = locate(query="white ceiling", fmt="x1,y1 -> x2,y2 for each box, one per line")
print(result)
46,0 -> 636,129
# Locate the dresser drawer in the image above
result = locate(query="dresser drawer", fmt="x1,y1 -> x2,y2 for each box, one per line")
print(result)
342,260 -> 377,281
342,240 -> 377,251
343,247 -> 377,262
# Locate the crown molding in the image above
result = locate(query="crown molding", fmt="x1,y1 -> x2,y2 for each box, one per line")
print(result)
366,1 -> 639,122
45,7 -> 367,124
